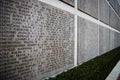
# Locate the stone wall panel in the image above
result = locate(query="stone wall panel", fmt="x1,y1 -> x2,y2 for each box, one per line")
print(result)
77,17 -> 99,64
0,0 -> 74,80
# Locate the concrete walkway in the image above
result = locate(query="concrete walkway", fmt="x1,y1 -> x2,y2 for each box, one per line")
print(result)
106,61 -> 120,80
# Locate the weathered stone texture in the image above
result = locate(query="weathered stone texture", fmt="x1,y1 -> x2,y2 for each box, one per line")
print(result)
99,0 -> 110,25
78,0 -> 98,18
0,0 -> 74,80
77,17 -> 99,64
99,26 -> 110,55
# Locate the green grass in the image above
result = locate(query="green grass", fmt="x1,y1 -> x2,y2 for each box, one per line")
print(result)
48,47 -> 120,80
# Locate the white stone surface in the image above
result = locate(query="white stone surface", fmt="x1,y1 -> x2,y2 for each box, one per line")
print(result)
77,17 -> 99,63
106,61 -> 120,80
99,26 -> 110,55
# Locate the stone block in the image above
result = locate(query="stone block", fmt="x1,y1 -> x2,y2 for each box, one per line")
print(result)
114,32 -> 120,48
99,0 -> 109,25
0,0 -> 74,80
77,17 -> 99,64
109,8 -> 119,30
109,30 -> 115,50
78,0 -> 98,19
99,26 -> 110,55
114,0 -> 119,14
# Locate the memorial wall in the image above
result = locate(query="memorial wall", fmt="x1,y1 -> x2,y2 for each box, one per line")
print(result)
0,0 -> 74,80
0,0 -> 120,80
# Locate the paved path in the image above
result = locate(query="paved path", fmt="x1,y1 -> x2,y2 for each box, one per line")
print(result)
106,61 -> 120,80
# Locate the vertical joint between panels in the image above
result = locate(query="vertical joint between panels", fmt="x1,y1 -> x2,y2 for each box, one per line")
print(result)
98,0 -> 100,20
74,0 -> 78,67
75,0 -> 77,9
98,25 -> 100,56
74,0 -> 78,66
98,0 -> 100,56
74,15 -> 78,67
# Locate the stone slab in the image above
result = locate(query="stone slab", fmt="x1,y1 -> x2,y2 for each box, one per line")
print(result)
109,8 -> 119,30
118,6 -> 120,17
77,17 -> 99,64
118,19 -> 120,31
108,0 -> 119,15
78,0 -> 98,19
99,0 -> 109,25
114,32 -> 120,48
99,26 -> 110,55
114,0 -> 119,14
0,0 -> 74,80
109,30 -> 115,50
